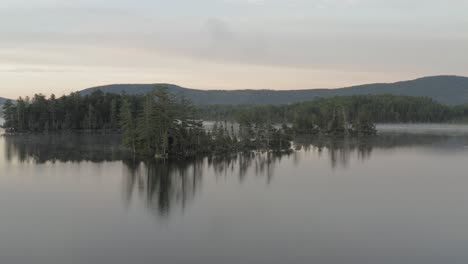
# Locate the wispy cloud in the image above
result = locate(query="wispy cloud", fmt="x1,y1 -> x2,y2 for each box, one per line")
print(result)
0,0 -> 467,98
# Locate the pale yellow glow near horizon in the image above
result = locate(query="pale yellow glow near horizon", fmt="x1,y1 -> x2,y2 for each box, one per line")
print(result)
0,47 -> 440,99
0,43 -> 463,99
2,1 -> 467,99
0,63 -> 423,99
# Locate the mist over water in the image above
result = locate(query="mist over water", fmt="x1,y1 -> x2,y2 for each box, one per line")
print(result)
1,125 -> 468,263
378,123 -> 468,135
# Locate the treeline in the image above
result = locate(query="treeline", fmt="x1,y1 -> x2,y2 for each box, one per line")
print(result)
3,88 -> 291,157
5,91 -> 468,157
5,93 -> 462,134
2,91 -> 139,132
199,94 -> 468,125
229,97 -> 378,136
2,89 -> 292,157
119,89 -> 292,157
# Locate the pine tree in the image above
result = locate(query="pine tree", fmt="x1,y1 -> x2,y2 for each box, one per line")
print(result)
136,94 -> 157,156
110,98 -> 118,130
120,98 -> 137,154
2,100 -> 16,130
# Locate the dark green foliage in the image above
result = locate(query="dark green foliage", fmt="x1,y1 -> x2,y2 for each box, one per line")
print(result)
119,89 -> 292,158
199,94 -> 468,130
4,92 -> 468,135
120,97 -> 137,154
6,88 -> 468,158
1,86 -> 295,157
291,95 -> 456,127
2,91 -> 139,132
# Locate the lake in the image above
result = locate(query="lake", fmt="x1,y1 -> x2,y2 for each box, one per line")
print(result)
1,124 -> 468,263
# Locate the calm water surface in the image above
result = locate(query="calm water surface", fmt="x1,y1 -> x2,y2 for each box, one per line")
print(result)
1,125 -> 468,264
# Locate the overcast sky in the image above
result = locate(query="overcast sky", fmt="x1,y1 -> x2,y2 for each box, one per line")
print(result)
1,0 -> 467,98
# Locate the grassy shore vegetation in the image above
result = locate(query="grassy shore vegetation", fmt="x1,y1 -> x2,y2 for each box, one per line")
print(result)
3,87 -> 468,157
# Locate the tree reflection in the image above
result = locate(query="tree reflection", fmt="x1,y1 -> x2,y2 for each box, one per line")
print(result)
4,132 -> 463,168
2,133 -> 128,163
122,152 -> 290,216
3,132 -> 468,216
292,133 -> 467,169
293,135 -> 375,169
206,152 -> 289,183
122,159 -> 203,217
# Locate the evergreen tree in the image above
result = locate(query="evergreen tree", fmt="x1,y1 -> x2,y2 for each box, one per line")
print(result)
120,98 -> 137,154
136,94 -> 158,156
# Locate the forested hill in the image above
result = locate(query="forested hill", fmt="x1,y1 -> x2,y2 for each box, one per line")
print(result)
79,75 -> 468,105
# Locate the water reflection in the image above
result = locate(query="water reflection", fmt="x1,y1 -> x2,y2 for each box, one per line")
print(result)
121,152 -> 290,216
3,133 -> 129,163
207,152 -> 288,183
122,159 -> 203,217
3,127 -> 468,263
294,133 -> 468,168
4,132 -> 467,167
3,132 -> 468,217
294,136 -> 374,169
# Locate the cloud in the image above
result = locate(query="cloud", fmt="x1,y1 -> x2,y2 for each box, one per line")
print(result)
0,0 -> 467,97
206,18 -> 234,42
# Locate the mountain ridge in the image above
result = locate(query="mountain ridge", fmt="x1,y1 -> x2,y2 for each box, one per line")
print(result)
2,75 -> 468,106
79,75 -> 468,105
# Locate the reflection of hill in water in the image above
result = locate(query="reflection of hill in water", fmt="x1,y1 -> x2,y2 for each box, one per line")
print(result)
4,133 -> 468,217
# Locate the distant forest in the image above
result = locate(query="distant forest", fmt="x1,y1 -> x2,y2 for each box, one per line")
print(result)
2,91 -> 468,133
2,89 -> 293,157
4,89 -> 468,157
199,94 -> 468,124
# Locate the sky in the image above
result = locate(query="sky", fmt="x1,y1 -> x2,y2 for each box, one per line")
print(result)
1,0 -> 467,98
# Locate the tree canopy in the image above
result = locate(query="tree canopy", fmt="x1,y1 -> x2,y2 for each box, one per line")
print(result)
5,88 -> 468,158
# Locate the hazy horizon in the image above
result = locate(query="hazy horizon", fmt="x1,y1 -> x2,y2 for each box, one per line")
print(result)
1,0 -> 468,98
3,74 -> 467,100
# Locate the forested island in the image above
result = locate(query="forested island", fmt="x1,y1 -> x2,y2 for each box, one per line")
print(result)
3,87 -> 468,158
2,89 -> 293,158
